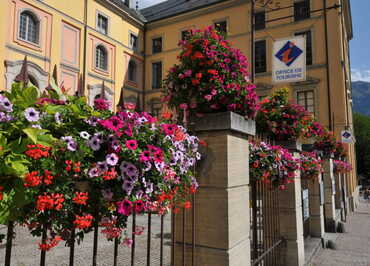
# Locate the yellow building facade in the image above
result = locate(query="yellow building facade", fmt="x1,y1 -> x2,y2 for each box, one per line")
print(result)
0,0 -> 358,204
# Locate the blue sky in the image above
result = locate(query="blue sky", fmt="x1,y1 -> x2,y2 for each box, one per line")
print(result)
140,0 -> 369,82
349,1 -> 370,82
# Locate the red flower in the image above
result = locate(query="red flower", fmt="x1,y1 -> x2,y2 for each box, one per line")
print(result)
191,51 -> 204,60
52,193 -> 65,210
102,169 -> 117,181
74,214 -> 93,229
191,79 -> 200,86
38,236 -> 62,251
25,144 -> 50,160
73,192 -> 89,205
184,201 -> 191,209
43,170 -> 54,185
207,69 -> 218,75
74,162 -> 81,173
36,194 -> 54,212
125,140 -> 138,150
0,186 -> 4,201
195,73 -> 202,79
24,171 -> 42,187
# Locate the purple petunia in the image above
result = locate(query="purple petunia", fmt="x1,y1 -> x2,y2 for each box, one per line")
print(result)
24,107 -> 40,122
67,140 -> 77,151
97,161 -> 108,173
0,112 -> 13,123
106,153 -> 119,166
88,167 -> 100,178
0,95 -> 13,112
54,112 -> 62,124
122,179 -> 134,195
88,136 -> 101,151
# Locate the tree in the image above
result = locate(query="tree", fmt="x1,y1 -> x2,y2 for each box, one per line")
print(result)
353,112 -> 370,179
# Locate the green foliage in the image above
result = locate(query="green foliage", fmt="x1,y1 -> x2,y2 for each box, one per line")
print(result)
354,112 -> 370,179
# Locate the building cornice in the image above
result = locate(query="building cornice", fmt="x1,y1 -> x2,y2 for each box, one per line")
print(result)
96,0 -> 145,29
145,0 -> 249,30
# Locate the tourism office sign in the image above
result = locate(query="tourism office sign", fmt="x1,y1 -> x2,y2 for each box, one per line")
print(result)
272,36 -> 306,83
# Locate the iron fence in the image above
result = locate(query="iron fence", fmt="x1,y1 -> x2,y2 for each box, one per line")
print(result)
1,195 -> 196,266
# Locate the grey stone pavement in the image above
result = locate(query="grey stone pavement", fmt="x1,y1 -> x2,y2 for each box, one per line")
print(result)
0,214 -> 171,266
311,199 -> 370,266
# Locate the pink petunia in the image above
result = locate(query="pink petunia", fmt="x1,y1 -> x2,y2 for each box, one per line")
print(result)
126,139 -> 138,150
117,199 -> 133,216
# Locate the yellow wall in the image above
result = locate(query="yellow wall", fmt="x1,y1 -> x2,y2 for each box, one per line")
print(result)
0,0 -> 357,193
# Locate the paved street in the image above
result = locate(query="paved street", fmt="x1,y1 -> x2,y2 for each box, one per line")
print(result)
311,199 -> 370,266
0,214 -> 171,266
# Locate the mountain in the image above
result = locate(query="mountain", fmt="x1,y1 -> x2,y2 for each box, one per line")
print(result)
352,81 -> 370,116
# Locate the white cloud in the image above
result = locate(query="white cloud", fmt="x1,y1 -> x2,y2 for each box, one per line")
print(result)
351,69 -> 370,82
140,0 -> 167,8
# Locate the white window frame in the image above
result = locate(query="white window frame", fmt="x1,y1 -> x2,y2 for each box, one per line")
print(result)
18,9 -> 41,46
96,11 -> 110,35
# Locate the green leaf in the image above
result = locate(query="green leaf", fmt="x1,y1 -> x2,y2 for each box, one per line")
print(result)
23,128 -> 48,144
45,104 -> 66,115
49,79 -> 66,100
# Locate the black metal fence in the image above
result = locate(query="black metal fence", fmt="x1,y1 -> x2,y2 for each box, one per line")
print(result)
1,195 -> 196,266
249,135 -> 284,265
250,179 -> 284,266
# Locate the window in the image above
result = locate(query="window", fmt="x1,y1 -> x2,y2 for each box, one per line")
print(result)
294,0 -> 310,21
19,11 -> 39,44
295,31 -> 312,65
152,62 -> 162,89
130,33 -> 138,51
97,13 -> 108,35
181,30 -> 191,41
255,40 -> 266,73
152,37 -> 162,54
214,20 -> 227,34
128,60 -> 137,82
255,11 -> 265,30
297,90 -> 315,114
95,45 -> 108,71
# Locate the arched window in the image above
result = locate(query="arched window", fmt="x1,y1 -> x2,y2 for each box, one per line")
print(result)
19,11 -> 39,44
95,45 -> 108,71
128,60 -> 137,82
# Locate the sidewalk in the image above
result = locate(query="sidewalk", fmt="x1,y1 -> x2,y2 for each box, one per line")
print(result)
311,199 -> 370,266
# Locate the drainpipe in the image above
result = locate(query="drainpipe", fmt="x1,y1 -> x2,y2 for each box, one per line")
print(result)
323,0 -> 333,131
250,0 -> 255,82
142,25 -> 146,111
82,0 -> 88,93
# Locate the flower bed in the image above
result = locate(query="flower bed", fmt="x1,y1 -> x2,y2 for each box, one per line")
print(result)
163,26 -> 258,119
0,83 -> 200,250
249,141 -> 300,190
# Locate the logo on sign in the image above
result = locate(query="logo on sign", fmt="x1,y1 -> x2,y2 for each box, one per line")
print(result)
342,131 -> 351,138
275,41 -> 303,67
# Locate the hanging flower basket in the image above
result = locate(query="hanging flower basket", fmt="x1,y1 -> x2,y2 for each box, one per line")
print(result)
256,88 -> 312,141
163,26 -> 258,121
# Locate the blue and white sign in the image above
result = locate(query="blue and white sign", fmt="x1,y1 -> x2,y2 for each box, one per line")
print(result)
272,36 -> 306,83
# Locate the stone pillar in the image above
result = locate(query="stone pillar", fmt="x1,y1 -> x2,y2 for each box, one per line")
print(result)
334,173 -> 342,210
174,112 -> 255,266
308,173 -> 325,238
276,141 -> 305,266
322,159 -> 336,232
